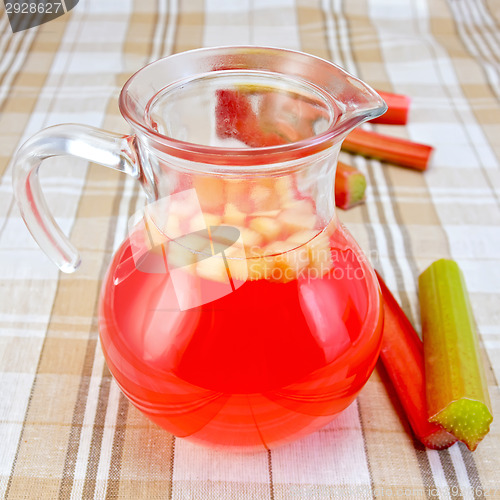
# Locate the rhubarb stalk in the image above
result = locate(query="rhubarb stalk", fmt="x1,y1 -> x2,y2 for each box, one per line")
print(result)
371,91 -> 411,125
376,271 -> 457,450
419,259 -> 493,451
342,128 -> 433,171
335,162 -> 366,209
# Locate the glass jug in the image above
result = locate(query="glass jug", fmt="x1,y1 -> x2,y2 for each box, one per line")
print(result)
13,46 -> 386,451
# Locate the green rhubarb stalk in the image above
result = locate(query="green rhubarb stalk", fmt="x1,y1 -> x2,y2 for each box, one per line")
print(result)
419,259 -> 493,451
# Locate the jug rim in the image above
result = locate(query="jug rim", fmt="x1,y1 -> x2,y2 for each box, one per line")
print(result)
119,45 -> 387,169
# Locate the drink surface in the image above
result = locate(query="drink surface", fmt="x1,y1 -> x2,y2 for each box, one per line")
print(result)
99,223 -> 383,450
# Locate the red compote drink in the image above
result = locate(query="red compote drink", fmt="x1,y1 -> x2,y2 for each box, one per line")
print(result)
99,215 -> 383,451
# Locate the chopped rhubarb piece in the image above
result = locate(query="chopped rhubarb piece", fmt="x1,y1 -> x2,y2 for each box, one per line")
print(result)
249,216 -> 282,242
235,226 -> 263,251
277,200 -> 317,234
192,176 -> 225,214
296,230 -> 333,278
223,203 -> 247,226
371,91 -> 411,125
376,272 -> 457,450
342,128 -> 433,171
419,259 -> 493,451
264,241 -> 309,283
335,162 -> 366,209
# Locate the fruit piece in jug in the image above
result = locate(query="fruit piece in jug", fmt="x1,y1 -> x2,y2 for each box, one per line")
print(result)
288,230 -> 333,277
203,213 -> 222,229
143,213 -> 180,249
196,255 -> 229,283
236,227 -> 264,254
223,203 -> 247,226
168,241 -> 196,270
287,229 -> 318,247
275,177 -> 294,205
192,176 -> 226,213
278,199 -> 317,234
251,184 -> 281,212
226,180 -> 252,213
188,212 -> 208,233
168,232 -> 212,269
249,217 -> 283,242
265,241 -> 309,283
246,251 -> 272,282
224,246 -> 250,282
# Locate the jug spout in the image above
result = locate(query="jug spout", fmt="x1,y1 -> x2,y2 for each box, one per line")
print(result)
331,75 -> 388,137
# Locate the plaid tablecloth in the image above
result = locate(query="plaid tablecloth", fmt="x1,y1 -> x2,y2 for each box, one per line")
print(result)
1,0 -> 499,498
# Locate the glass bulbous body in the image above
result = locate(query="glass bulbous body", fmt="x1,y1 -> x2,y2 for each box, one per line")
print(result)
99,217 -> 383,450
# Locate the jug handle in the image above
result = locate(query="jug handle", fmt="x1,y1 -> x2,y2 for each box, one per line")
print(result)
12,124 -> 140,273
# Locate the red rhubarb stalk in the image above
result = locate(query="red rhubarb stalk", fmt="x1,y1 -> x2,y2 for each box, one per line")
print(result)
376,272 -> 457,450
335,162 -> 366,209
342,128 -> 433,171
372,90 -> 411,125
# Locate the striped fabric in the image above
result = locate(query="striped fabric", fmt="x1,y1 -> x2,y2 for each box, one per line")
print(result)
1,0 -> 499,498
